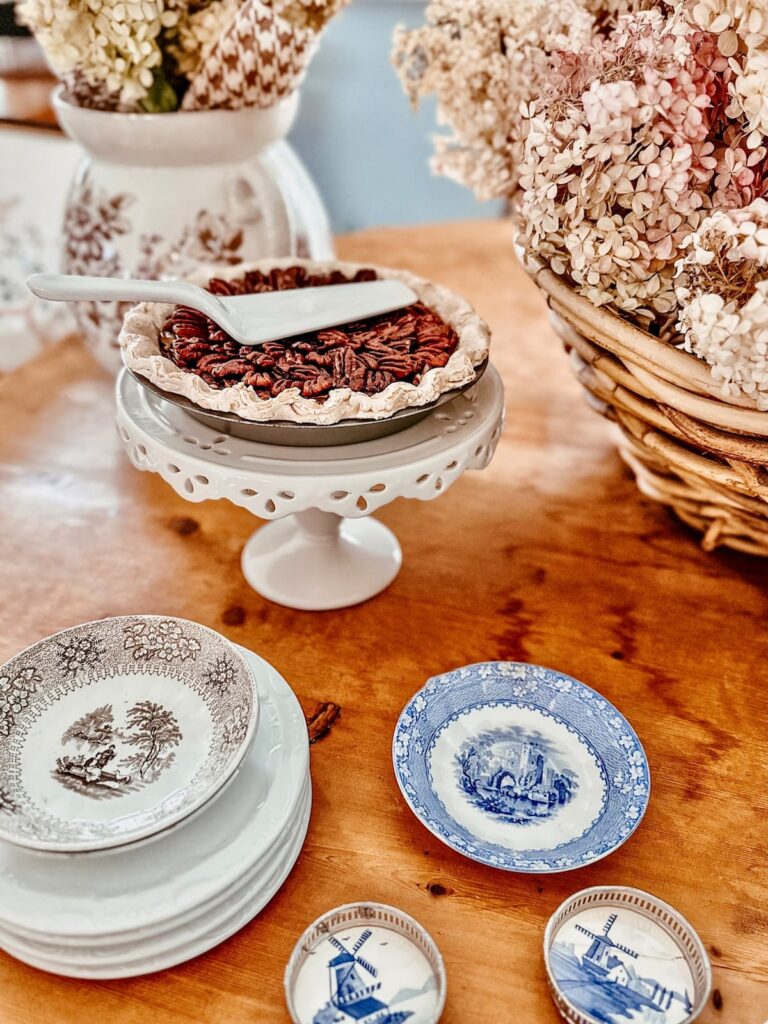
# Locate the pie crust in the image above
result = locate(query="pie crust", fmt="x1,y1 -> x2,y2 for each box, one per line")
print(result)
119,257 -> 491,424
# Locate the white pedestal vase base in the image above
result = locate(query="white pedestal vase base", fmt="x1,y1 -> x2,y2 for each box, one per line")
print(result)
116,365 -> 505,610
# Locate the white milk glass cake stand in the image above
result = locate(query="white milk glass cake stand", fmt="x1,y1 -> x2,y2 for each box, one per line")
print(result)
115,365 -> 505,610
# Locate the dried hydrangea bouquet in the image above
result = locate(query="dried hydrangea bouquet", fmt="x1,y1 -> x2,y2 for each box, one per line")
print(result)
16,0 -> 348,369
395,0 -> 768,554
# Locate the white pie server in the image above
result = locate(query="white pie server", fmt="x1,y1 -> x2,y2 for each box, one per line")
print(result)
27,272 -> 418,346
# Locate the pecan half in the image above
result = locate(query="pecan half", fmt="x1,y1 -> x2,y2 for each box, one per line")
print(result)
160,267 -> 460,403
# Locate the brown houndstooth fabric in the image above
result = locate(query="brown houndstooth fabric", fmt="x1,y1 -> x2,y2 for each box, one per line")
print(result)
181,0 -> 317,111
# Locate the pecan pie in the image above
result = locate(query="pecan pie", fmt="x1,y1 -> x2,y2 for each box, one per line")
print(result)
120,259 -> 491,425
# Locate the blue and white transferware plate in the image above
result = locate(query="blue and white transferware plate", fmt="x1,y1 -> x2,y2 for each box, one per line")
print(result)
0,616 -> 259,853
285,902 -> 446,1024
392,662 -> 650,872
544,887 -> 712,1024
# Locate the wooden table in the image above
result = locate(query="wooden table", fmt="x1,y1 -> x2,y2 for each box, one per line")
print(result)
0,221 -> 765,1024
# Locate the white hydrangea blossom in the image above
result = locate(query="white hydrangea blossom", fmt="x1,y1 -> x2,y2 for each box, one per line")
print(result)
676,200 -> 768,407
17,0 -> 181,109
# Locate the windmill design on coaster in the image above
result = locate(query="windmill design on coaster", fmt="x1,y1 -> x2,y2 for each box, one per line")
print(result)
313,929 -> 413,1024
557,913 -> 694,1019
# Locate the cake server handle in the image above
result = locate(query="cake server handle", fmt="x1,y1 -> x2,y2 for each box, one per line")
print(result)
27,273 -> 230,325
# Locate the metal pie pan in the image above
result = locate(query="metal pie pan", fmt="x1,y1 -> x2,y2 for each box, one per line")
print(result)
128,360 -> 488,447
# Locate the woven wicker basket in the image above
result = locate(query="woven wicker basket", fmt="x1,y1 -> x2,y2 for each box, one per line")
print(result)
531,265 -> 768,556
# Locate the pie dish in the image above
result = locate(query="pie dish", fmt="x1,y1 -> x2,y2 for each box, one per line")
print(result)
0,616 -> 259,853
119,257 -> 491,426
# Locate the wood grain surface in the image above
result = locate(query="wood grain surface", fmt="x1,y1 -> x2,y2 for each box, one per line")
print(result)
0,221 -> 765,1024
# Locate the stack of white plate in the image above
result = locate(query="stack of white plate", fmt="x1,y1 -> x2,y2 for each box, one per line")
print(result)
0,615 -> 310,978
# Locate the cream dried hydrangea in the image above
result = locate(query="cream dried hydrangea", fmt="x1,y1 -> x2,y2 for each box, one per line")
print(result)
17,0 -> 181,110
169,0 -> 239,76
676,199 -> 768,407
274,0 -> 350,33
392,0 -> 596,200
728,48 -> 768,144
686,0 -> 768,52
518,11 -> 731,320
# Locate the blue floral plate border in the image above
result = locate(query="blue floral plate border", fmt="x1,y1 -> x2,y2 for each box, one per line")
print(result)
392,662 -> 651,873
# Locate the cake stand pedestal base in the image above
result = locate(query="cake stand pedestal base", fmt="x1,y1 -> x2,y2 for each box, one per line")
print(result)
116,365 -> 504,610
241,512 -> 402,611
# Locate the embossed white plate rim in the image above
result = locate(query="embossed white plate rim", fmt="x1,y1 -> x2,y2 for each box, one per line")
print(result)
0,779 -> 311,973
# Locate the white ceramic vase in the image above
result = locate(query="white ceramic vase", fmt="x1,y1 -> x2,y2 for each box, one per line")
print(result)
54,88 -> 333,372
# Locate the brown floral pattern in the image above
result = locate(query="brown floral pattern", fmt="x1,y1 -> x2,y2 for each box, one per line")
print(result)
0,785 -> 18,816
0,666 -> 40,738
56,633 -> 104,677
123,619 -> 202,662
62,174 -> 247,358
203,655 -> 239,693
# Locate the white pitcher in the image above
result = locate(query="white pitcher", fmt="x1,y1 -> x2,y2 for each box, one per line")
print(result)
54,87 -> 333,372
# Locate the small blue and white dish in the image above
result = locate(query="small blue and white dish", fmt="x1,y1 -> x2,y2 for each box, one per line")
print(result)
284,902 -> 446,1024
392,662 -> 650,873
544,887 -> 712,1024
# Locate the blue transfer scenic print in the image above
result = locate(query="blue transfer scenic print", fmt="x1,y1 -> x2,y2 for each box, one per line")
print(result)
455,727 -> 577,824
311,929 -> 428,1024
551,913 -> 694,1024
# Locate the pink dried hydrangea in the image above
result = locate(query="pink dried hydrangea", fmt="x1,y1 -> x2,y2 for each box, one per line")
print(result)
395,0 -> 768,389
519,12 -> 734,319
676,199 -> 768,406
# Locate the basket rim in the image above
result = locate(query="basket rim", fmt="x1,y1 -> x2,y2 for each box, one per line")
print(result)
529,263 -> 768,438
532,265 -> 715,390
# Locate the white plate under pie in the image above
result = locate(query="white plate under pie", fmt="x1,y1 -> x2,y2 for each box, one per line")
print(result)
0,616 -> 259,853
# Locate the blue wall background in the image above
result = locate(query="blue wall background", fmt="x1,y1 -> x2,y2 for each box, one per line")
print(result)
289,0 -> 505,232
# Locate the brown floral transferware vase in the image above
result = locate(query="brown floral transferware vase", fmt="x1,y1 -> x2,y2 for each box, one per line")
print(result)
54,87 -> 333,372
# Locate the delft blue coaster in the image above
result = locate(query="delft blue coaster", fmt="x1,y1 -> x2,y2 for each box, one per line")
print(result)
544,887 -> 712,1024
392,662 -> 650,873
284,902 -> 447,1024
